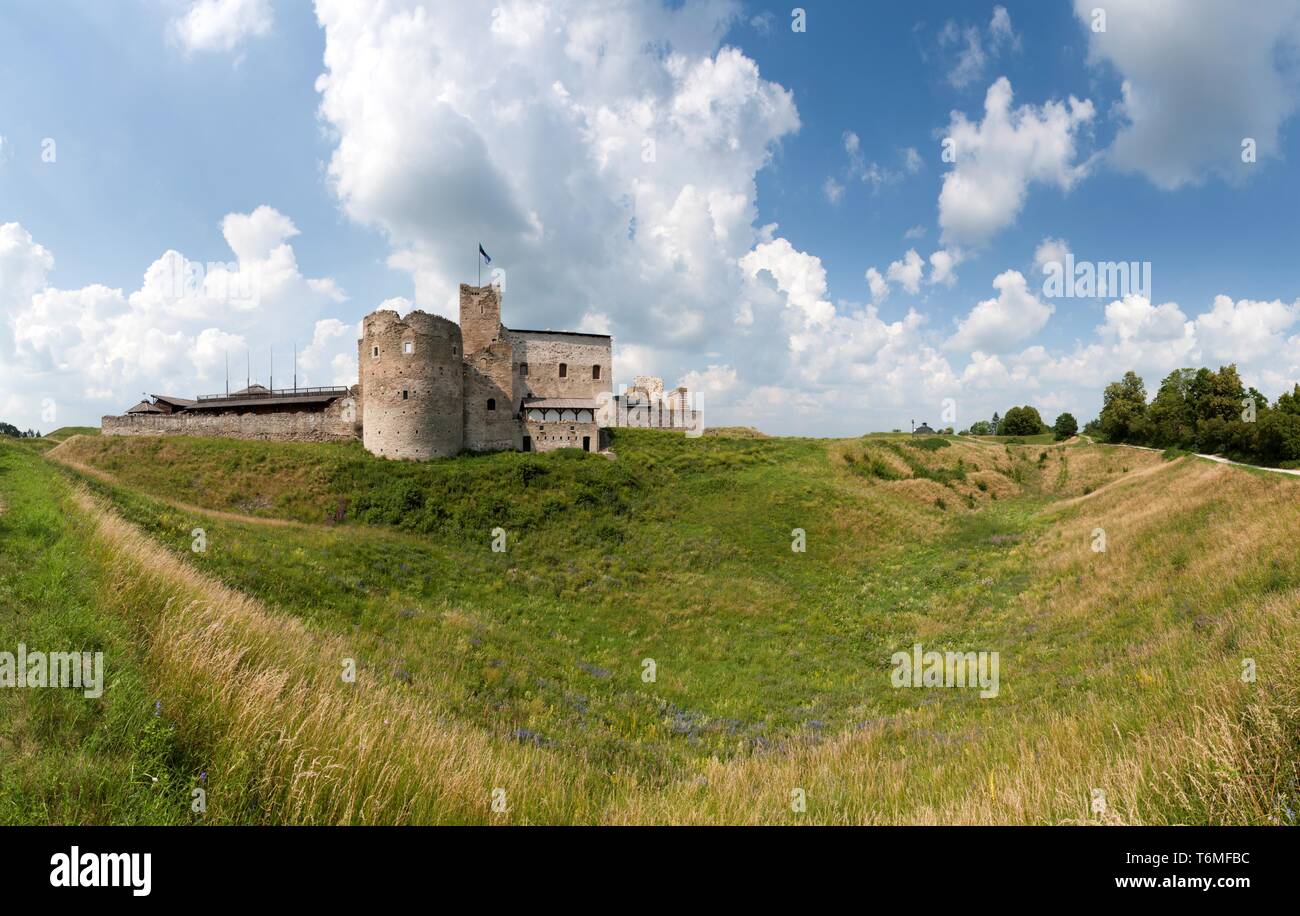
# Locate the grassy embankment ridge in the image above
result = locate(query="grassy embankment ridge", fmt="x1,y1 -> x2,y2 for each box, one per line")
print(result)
1,427 -> 1297,823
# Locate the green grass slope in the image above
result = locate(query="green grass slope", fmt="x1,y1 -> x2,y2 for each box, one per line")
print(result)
0,439 -> 196,823
7,429 -> 1299,823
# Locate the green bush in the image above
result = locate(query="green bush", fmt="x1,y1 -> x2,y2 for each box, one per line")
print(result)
906,437 -> 951,452
338,450 -> 640,537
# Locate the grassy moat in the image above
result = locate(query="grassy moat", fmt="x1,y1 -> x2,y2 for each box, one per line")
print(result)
1,427 -> 1297,824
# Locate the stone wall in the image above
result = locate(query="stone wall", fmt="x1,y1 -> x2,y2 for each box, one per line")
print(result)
102,395 -> 361,442
522,418 -> 602,453
360,309 -> 464,460
509,330 -> 612,402
601,376 -> 700,431
463,340 -> 518,451
632,375 -> 665,401
609,400 -> 700,431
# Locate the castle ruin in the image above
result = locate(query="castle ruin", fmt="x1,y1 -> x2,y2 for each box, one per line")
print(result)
103,283 -> 698,457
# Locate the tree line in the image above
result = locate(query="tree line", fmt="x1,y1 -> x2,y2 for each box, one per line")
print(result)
0,422 -> 41,439
962,406 -> 1078,441
1095,364 -> 1300,466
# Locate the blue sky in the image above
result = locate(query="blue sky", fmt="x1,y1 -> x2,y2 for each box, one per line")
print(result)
3,0 -> 1299,434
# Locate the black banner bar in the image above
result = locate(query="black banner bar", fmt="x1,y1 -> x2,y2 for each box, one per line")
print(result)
1,826 -> 1280,901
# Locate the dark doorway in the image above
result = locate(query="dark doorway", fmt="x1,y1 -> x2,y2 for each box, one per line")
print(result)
522,436 -> 532,452
582,436 -> 590,452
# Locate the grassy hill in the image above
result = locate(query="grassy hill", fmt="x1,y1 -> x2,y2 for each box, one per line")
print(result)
2,429 -> 1298,824
7,426 -> 100,454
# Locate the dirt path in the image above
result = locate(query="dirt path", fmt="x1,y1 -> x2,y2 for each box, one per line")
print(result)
1078,435 -> 1300,477
1048,456 -> 1180,511
46,438 -> 312,530
965,431 -> 1300,478
956,434 -> 1083,447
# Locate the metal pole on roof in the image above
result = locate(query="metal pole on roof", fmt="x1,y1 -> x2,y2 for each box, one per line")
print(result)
270,347 -> 274,393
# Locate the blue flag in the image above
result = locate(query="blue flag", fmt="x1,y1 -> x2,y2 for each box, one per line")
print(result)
479,244 -> 491,265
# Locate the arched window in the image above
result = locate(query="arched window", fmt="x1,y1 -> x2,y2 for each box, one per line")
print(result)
558,363 -> 567,378
487,398 -> 496,411
592,364 -> 601,380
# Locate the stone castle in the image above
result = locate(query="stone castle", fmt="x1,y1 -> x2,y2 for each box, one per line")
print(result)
103,283 -> 699,457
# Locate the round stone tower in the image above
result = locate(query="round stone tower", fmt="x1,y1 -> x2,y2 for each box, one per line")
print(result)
359,309 -> 463,459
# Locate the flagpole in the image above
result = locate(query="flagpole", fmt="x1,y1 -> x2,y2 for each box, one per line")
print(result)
478,243 -> 481,286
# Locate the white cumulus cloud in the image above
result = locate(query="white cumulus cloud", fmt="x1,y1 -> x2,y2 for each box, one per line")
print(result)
1033,236 -> 1071,274
1,208 -> 352,429
865,267 -> 888,303
1075,0 -> 1300,189
938,78 -> 1095,247
1193,295 -> 1299,363
313,0 -> 798,392
946,269 -> 1054,354
886,249 -> 925,295
170,0 -> 273,54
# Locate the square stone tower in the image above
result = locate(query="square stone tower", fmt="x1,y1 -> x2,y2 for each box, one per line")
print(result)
460,283 -> 517,451
460,283 -> 503,355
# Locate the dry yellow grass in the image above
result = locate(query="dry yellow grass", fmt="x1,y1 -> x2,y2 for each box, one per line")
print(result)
967,468 -> 1020,499
827,440 -> 911,477
883,476 -> 962,510
68,485 -> 610,824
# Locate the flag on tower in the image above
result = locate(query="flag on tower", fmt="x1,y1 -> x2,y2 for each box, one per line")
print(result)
479,244 -> 491,265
